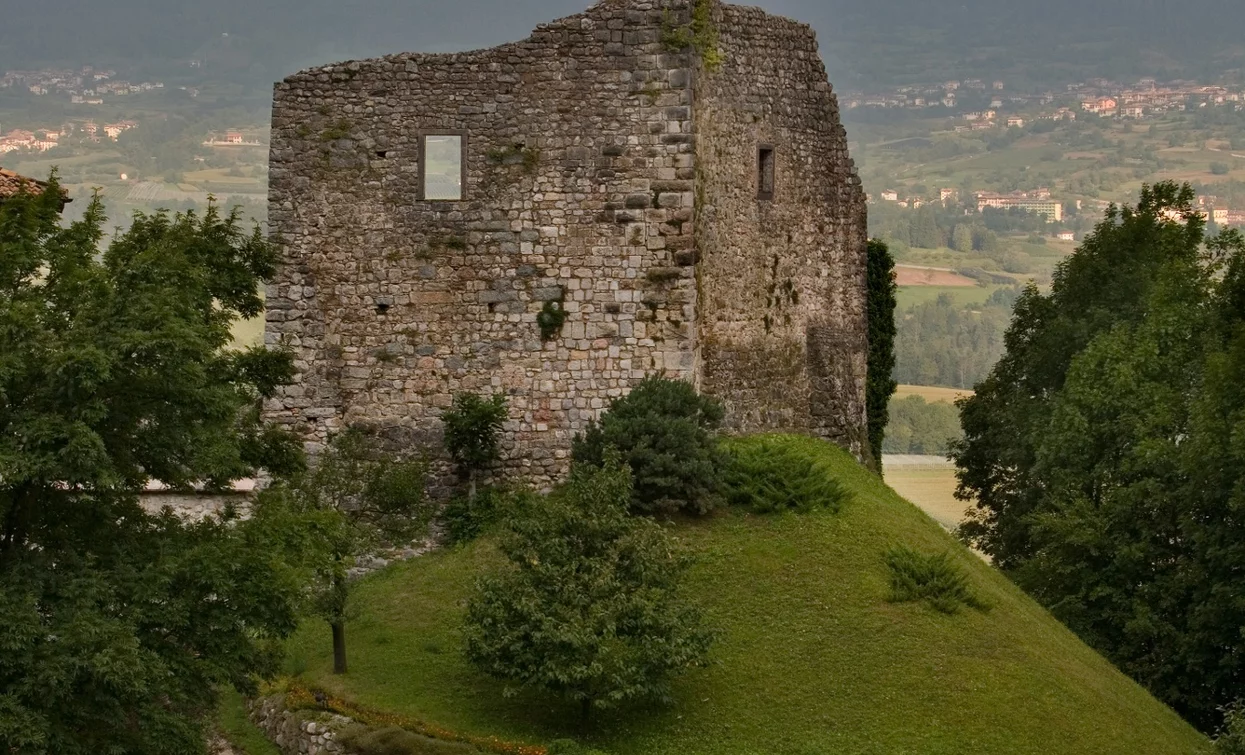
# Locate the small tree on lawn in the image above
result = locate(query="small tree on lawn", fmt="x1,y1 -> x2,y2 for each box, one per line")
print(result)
463,456 -> 714,722
572,376 -> 725,515
443,392 -> 508,500
263,427 -> 434,675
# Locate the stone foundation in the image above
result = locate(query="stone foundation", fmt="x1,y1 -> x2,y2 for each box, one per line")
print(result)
249,695 -> 351,755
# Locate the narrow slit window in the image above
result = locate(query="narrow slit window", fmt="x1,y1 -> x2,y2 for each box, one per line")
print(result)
758,145 -> 775,200
422,134 -> 463,200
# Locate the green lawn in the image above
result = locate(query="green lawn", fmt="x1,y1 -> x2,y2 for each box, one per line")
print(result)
283,436 -> 1209,755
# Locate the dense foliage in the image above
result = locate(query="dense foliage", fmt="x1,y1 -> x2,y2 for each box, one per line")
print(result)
0,180 -> 303,754
442,392 -> 508,496
865,239 -> 898,468
894,287 -> 1018,389
954,181 -> 1245,731
1219,705 -> 1245,754
882,396 -> 963,456
572,376 -> 725,516
463,458 -> 713,720
256,428 -> 434,675
440,486 -> 512,546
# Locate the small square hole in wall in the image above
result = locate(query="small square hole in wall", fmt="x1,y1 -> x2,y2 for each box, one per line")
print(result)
758,145 -> 775,200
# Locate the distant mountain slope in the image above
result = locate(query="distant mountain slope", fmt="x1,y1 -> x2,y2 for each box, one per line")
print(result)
3,0 -> 1245,90
280,435 -> 1210,754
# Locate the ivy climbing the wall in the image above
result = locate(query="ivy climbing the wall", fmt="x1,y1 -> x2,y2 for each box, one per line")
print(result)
661,0 -> 722,71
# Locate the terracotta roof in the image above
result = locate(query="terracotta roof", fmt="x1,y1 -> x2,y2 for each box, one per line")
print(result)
0,167 -> 70,205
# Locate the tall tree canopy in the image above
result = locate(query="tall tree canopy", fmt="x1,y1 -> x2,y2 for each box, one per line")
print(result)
0,179 -> 304,754
954,182 -> 1245,731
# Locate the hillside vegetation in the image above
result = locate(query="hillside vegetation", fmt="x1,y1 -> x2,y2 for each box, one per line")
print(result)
281,436 -> 1208,755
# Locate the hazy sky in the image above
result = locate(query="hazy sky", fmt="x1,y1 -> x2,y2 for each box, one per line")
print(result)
3,0 -> 1244,89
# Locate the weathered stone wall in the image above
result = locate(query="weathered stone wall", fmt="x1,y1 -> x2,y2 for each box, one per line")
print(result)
266,0 -> 870,482
268,0 -> 699,485
139,491 -> 252,520
693,3 -> 870,461
249,695 -> 349,755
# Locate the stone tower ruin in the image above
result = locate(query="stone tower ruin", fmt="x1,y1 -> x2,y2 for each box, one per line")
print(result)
265,0 -> 870,482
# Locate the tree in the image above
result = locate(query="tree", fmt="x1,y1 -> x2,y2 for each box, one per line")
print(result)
865,239 -> 898,470
950,224 -> 975,253
259,427 -> 434,675
442,392 -> 508,501
953,182 -> 1245,731
572,376 -> 725,515
463,457 -> 713,722
0,179 -> 305,754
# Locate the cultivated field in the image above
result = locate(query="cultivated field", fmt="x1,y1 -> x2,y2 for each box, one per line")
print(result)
884,464 -> 969,531
895,264 -> 978,287
894,384 -> 974,403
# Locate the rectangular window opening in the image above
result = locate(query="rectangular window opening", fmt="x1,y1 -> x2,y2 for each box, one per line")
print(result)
422,134 -> 464,201
758,145 -> 775,200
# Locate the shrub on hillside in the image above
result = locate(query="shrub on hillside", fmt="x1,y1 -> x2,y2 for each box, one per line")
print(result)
572,376 -> 725,515
443,392 -> 508,498
440,487 -> 519,546
885,545 -> 989,615
464,456 -> 714,720
722,436 -> 847,514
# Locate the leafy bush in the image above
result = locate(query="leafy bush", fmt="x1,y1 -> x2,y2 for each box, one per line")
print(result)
440,487 -> 518,546
464,457 -> 714,719
339,725 -> 480,755
443,393 -> 508,492
722,436 -> 847,514
1217,703 -> 1245,754
885,546 -> 989,615
1211,161 -> 1232,175
572,376 -> 725,515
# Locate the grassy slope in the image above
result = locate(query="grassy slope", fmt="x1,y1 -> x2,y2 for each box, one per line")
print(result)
217,688 -> 281,755
285,437 -> 1208,755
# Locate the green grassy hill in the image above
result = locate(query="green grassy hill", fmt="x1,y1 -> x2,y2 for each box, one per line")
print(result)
280,436 -> 1208,755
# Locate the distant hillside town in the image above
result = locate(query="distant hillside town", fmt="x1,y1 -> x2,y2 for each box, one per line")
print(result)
844,76 -> 1245,126
0,120 -> 139,154
0,65 -> 171,104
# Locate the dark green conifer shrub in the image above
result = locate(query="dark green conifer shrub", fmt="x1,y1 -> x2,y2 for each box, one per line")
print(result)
572,376 -> 725,515
722,435 -> 847,514
885,546 -> 989,615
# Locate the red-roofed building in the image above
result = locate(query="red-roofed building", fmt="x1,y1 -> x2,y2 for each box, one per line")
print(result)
0,168 -> 71,210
